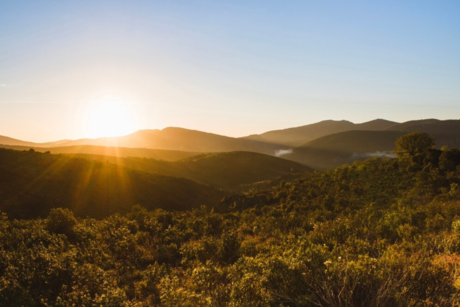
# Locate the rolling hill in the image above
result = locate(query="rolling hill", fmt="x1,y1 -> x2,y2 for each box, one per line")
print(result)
304,130 -> 406,153
64,151 -> 312,192
242,119 -> 398,146
3,119 -> 460,172
46,128 -> 288,155
0,135 -> 68,147
0,144 -> 199,161
281,130 -> 404,169
0,148 -> 224,219
386,119 -> 460,148
281,124 -> 460,170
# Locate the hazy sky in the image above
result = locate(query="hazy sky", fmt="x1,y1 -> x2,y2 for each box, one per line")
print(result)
1,0 -> 459,142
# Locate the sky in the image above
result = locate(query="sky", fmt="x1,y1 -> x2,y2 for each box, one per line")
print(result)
1,0 -> 459,142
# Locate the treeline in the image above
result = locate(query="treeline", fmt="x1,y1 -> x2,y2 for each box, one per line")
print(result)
1,133 -> 460,305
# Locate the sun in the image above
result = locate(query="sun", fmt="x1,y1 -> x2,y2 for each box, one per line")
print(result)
84,97 -> 139,138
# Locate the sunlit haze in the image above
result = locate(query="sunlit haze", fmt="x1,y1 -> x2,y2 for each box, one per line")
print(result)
0,1 -> 459,142
83,97 -> 139,138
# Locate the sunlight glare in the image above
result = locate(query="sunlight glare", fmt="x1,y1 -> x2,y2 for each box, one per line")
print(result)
84,97 -> 139,138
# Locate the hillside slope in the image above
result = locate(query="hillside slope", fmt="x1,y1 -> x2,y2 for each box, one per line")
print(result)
304,130 -> 406,153
0,144 -> 199,161
65,151 -> 312,191
387,119 -> 460,148
0,149 -> 224,219
54,128 -> 288,155
282,130 -> 403,169
0,135 -> 67,147
282,127 -> 460,170
242,119 -> 398,146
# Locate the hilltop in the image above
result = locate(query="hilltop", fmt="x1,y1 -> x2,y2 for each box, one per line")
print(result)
40,128 -> 288,155
3,119 -> 460,171
0,135 -> 68,147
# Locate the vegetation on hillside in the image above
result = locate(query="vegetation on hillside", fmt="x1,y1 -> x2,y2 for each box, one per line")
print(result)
285,128 -> 460,170
0,144 -> 199,161
63,151 -> 311,192
2,133 -> 460,305
0,149 -> 223,219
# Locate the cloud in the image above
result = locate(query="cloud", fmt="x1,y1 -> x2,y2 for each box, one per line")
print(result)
352,151 -> 396,159
0,84 -> 5,87
274,149 -> 293,157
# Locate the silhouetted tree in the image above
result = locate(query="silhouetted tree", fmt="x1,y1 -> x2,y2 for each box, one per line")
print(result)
395,132 -> 435,167
440,148 -> 460,171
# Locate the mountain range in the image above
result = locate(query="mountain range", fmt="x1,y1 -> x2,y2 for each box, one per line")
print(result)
242,119 -> 399,146
2,118 -> 460,170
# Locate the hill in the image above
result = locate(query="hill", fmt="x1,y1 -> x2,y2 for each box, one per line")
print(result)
2,142 -> 460,305
281,130 -> 404,169
0,149 -> 224,219
385,119 -> 442,131
51,128 -> 288,155
387,119 -> 460,148
242,119 -> 398,146
280,124 -> 460,170
0,135 -> 67,147
304,130 -> 406,153
67,151 -> 312,192
0,144 -> 199,161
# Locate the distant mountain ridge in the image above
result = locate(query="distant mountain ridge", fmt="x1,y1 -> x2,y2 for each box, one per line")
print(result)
0,135 -> 69,147
282,121 -> 460,169
241,119 -> 399,146
1,128 -> 288,156
2,119 -> 460,171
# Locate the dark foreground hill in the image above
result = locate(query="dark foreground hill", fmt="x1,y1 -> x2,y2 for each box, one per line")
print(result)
0,149 -> 223,219
68,151 -> 312,192
2,150 -> 460,305
0,144 -> 199,161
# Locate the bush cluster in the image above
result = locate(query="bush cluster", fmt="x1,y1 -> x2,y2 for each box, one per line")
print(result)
2,151 -> 460,306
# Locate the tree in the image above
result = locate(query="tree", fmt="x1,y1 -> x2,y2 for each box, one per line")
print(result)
394,132 -> 435,166
46,208 -> 78,238
439,148 -> 460,171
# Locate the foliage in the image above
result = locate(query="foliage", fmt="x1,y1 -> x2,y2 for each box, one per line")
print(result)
0,144 -> 199,161
46,208 -> 78,239
2,136 -> 460,305
0,148 -> 223,219
395,132 -> 435,166
65,151 -> 311,192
